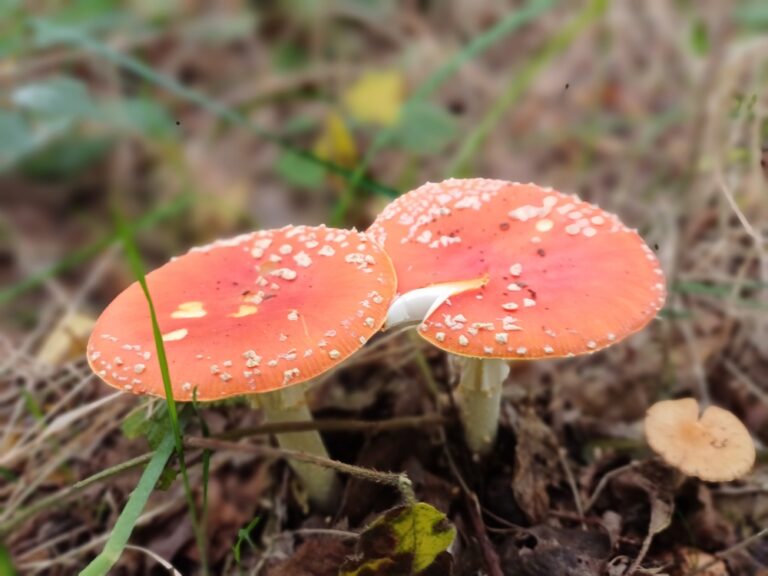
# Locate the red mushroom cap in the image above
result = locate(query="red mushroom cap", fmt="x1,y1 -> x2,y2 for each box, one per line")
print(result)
87,225 -> 396,400
368,179 -> 665,359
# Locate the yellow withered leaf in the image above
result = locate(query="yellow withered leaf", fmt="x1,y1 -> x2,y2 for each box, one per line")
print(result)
313,111 -> 358,168
342,70 -> 404,127
340,502 -> 456,575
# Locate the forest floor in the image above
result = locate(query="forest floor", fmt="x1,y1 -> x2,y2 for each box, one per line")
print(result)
1,1 -> 768,574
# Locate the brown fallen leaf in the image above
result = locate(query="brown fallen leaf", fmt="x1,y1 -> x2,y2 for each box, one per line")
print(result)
500,525 -> 611,576
611,463 -> 676,575
663,547 -> 727,576
264,536 -> 353,576
512,408 -> 561,524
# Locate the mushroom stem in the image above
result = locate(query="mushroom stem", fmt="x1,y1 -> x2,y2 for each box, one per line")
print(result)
457,358 -> 510,455
252,387 -> 340,508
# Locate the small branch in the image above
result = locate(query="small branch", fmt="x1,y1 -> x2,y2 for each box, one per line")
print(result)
626,527 -> 655,576
185,437 -> 416,504
438,427 -> 503,576
686,527 -> 768,576
558,447 -> 585,527
1,415 -> 441,534
584,461 -> 643,513
218,413 -> 446,441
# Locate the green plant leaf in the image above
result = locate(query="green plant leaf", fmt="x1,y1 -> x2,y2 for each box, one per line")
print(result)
79,431 -> 175,576
232,516 -> 261,565
116,214 -> 208,573
689,19 -> 709,56
393,102 -> 457,155
0,540 -> 16,576
99,98 -> 175,137
734,1 -> 768,29
0,111 -> 32,163
276,150 -> 326,188
121,403 -> 175,450
340,502 -> 456,575
20,136 -> 110,180
12,76 -> 92,119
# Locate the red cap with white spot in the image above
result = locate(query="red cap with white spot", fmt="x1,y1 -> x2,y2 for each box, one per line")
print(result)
368,178 -> 665,359
87,225 -> 396,400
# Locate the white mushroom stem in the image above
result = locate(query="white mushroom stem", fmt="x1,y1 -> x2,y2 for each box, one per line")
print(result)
252,386 -> 340,508
457,357 -> 510,455
385,276 -> 509,455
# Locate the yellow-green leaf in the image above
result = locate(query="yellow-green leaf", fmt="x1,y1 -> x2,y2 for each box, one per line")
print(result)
313,111 -> 358,169
342,70 -> 404,127
340,502 -> 456,576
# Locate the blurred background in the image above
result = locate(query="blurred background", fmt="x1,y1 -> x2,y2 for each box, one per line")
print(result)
2,0 -> 768,574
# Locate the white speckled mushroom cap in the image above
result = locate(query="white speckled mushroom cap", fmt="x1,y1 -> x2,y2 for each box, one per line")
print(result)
368,178 -> 666,359
644,398 -> 755,482
87,225 -> 396,400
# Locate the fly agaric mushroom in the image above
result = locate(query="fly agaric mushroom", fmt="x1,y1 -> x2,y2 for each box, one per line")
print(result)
87,224 -> 396,507
369,178 -> 665,454
644,398 -> 755,482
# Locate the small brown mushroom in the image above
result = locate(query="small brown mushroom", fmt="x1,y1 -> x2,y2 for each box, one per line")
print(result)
644,398 -> 755,482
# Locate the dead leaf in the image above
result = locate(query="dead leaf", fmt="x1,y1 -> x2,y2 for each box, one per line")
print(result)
264,536 -> 353,576
500,525 -> 611,576
36,311 -> 94,366
313,111 -> 357,169
340,502 -> 456,576
342,70 -> 403,127
663,547 -> 727,576
610,462 -> 675,575
512,408 -> 561,523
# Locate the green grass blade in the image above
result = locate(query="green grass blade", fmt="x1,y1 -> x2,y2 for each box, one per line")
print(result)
79,431 -> 175,576
0,193 -> 191,307
29,18 -> 398,200
329,0 -> 556,225
115,214 -> 209,574
0,540 -> 17,576
449,0 -> 608,176
232,516 -> 262,565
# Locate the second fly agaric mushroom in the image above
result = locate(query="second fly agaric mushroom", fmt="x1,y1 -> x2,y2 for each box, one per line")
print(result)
644,398 -> 755,482
87,224 -> 396,507
369,178 -> 666,454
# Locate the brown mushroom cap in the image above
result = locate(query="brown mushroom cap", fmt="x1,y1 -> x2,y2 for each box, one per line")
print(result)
87,225 -> 396,400
368,178 -> 666,359
644,398 -> 755,482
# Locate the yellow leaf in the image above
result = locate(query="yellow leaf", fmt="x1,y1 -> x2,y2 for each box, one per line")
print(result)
37,312 -> 95,366
342,70 -> 404,127
340,502 -> 456,575
313,111 -> 357,168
